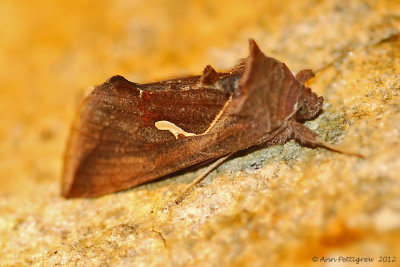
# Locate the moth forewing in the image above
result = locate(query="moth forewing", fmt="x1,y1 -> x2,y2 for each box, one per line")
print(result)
62,39 -> 359,199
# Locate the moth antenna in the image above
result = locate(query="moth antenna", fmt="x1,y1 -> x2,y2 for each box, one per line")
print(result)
248,38 -> 262,55
313,138 -> 364,158
292,122 -> 364,158
175,154 -> 232,204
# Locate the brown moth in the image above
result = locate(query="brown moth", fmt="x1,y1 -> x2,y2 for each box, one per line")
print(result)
62,39 -> 358,199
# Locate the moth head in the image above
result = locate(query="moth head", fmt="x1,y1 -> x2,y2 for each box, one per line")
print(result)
296,86 -> 324,121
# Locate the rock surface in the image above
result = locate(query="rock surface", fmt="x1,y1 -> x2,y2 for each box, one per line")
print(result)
1,0 -> 400,266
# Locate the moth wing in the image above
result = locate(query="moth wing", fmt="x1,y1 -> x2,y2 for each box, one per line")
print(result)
238,39 -> 303,130
62,76 -> 231,197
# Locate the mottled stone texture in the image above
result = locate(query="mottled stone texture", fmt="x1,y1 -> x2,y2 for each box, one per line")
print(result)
1,0 -> 400,266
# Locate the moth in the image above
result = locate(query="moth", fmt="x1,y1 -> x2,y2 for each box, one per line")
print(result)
62,39 -> 359,200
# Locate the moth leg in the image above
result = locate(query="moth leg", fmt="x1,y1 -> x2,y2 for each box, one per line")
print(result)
292,122 -> 363,157
175,154 -> 232,204
255,124 -> 293,146
295,69 -> 315,84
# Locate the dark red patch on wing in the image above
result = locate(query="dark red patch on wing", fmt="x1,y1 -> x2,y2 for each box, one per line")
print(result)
138,91 -> 156,124
142,91 -> 151,100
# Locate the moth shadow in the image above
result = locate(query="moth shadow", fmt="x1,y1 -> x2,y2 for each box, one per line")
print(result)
130,111 -> 330,194
131,141 -> 289,194
132,158 -> 219,193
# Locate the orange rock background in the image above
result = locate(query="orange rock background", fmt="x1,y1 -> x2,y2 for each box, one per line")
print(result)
1,0 -> 400,266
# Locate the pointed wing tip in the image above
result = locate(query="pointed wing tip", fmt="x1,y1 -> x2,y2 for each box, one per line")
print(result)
248,38 -> 256,47
248,39 -> 262,57
239,39 -> 265,89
